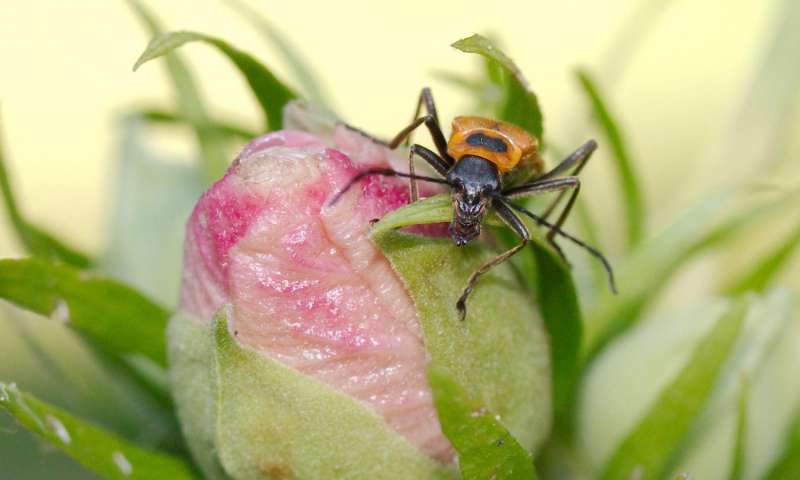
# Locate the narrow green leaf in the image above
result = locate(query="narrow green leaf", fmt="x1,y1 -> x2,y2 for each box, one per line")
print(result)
576,69 -> 645,249
127,0 -> 230,182
0,119 -> 91,268
600,299 -> 749,480
730,377 -> 748,480
452,34 -> 544,139
532,242 -> 582,434
428,364 -> 538,480
100,117 -> 205,308
223,0 -> 331,108
582,188 -> 795,363
722,221 -> 800,295
0,258 -> 169,366
134,108 -> 258,140
0,382 -> 197,480
764,410 -> 800,479
134,30 -> 298,132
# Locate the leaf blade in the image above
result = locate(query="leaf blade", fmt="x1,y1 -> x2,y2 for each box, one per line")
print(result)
729,377 -> 748,480
223,0 -> 331,107
722,220 -> 800,295
127,0 -> 230,182
428,364 -> 538,480
576,69 -> 645,249
532,242 -> 583,435
452,34 -> 544,140
134,30 -> 298,132
0,257 -> 170,366
600,299 -> 749,480
134,108 -> 259,141
0,382 -> 197,480
764,411 -> 800,479
582,188 -> 796,363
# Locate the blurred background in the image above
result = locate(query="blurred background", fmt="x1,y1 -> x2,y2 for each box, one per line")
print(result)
1,0 -> 798,478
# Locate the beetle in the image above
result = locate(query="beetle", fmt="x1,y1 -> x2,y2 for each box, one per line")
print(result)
330,88 -> 616,319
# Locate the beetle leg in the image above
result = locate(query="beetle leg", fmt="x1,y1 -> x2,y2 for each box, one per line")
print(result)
538,140 -> 596,221
500,197 -> 617,294
503,177 -> 579,249
456,199 -> 530,321
344,88 -> 450,159
502,177 -> 581,254
407,144 -> 450,201
503,177 -> 579,199
398,87 -> 449,156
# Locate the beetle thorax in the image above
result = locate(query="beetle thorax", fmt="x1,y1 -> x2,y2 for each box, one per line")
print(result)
446,155 -> 501,246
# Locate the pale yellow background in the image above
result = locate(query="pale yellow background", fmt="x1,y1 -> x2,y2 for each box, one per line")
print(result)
0,0 -> 782,259
0,2 -> 797,478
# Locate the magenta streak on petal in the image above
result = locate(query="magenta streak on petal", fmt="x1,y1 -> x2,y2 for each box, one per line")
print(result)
179,130 -> 455,462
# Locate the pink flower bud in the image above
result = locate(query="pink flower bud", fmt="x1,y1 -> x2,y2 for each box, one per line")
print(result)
181,127 -> 453,459
169,104 -> 551,479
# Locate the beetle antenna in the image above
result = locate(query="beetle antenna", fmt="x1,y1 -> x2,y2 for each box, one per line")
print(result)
327,168 -> 451,207
497,196 -> 618,294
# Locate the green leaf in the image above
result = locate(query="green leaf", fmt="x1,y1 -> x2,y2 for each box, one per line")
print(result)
730,377 -> 748,480
126,0 -> 230,182
576,69 -> 645,249
202,309 -> 455,480
532,242 -> 582,434
600,299 -> 749,480
100,117 -> 204,308
134,30 -> 298,133
0,118 -> 91,268
0,257 -> 170,367
223,0 -> 331,108
452,34 -> 544,140
582,188 -> 795,363
765,410 -> 800,479
427,364 -> 538,480
0,382 -> 197,480
134,108 -> 258,141
722,221 -> 800,295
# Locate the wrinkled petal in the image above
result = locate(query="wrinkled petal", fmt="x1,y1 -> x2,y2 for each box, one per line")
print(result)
180,128 -> 454,460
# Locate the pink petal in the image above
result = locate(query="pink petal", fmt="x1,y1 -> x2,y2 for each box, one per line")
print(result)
180,130 -> 454,462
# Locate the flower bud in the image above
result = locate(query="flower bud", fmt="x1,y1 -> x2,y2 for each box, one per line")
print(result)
168,103 -> 552,479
